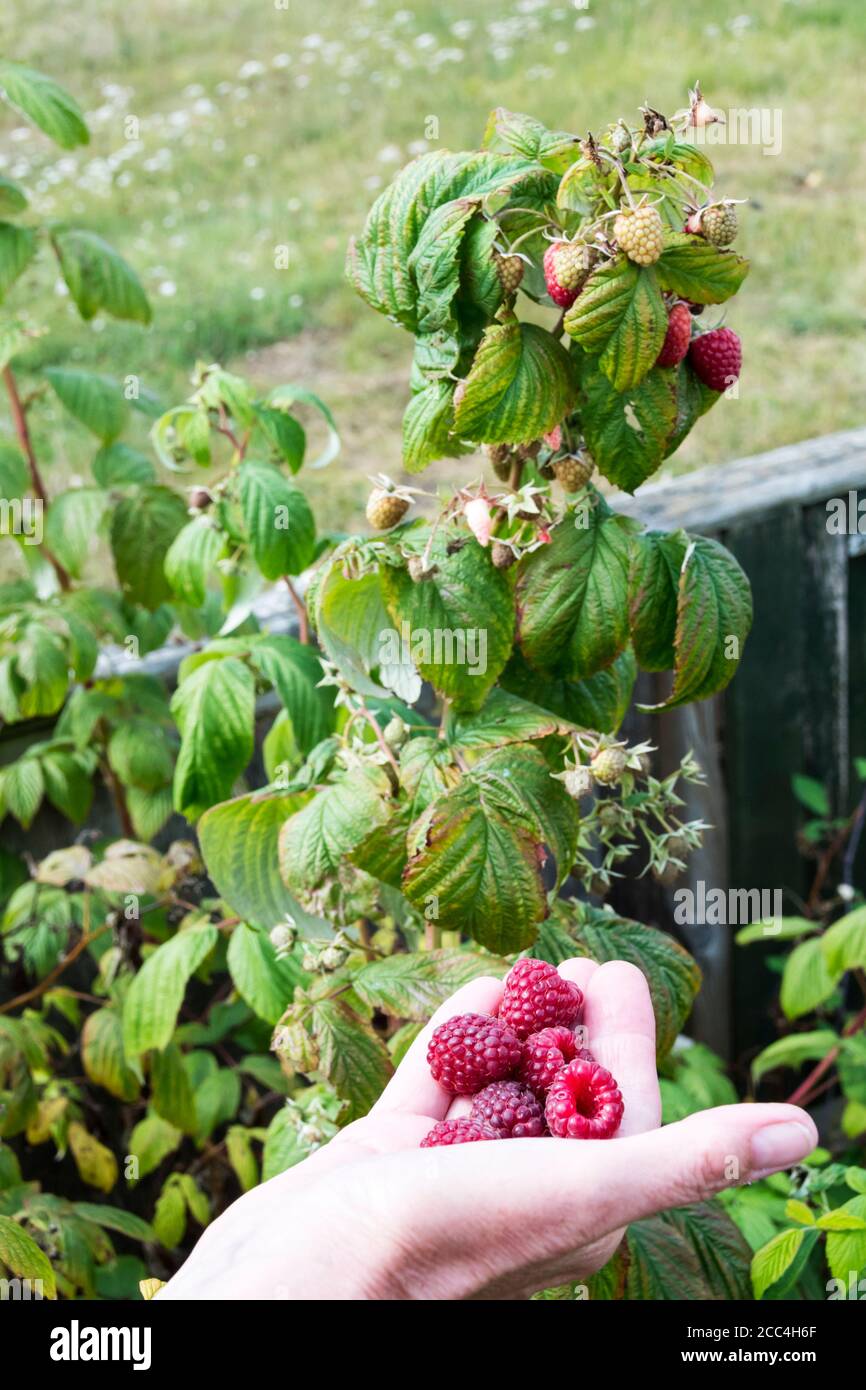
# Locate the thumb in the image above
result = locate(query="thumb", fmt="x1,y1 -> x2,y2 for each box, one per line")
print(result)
410,1102 -> 817,1259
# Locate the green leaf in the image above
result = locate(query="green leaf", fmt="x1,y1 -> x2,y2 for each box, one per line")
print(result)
171,657 -> 255,819
558,903 -> 701,1059
839,1033 -> 866,1105
627,1202 -> 753,1300
780,936 -> 841,1020
150,1043 -> 197,1134
0,441 -> 28,498
126,785 -> 173,843
311,558 -> 393,698
74,1203 -> 154,1243
127,1112 -> 182,1181
92,441 -> 154,487
640,536 -> 752,710
751,1226 -> 817,1299
44,367 -> 127,441
0,61 -> 88,148
472,744 -> 580,885
226,1126 -> 259,1193
51,228 -> 150,324
81,1008 -> 140,1102
153,1182 -> 186,1250
43,487 -> 109,578
164,516 -> 224,608
580,358 -> 678,494
751,1030 -> 838,1086
515,495 -> 633,679
253,405 -> 306,473
40,751 -> 93,822
402,776 -> 550,953
0,174 -> 27,216
446,687 -> 576,751
238,461 -> 315,579
628,529 -> 688,671
402,379 -> 459,473
657,232 -> 749,304
248,635 -> 334,755
194,1067 -> 241,1141
2,757 -> 44,828
0,222 -> 37,301
198,791 -> 310,930
380,538 -> 515,712
266,384 -> 340,470
735,916 -> 817,946
822,906 -> 866,975
354,949 -> 509,1021
454,314 -> 577,444
227,923 -> 303,1025
0,1213 -> 56,1297
279,766 -> 393,894
785,1199 -> 816,1226
110,484 -> 190,608
482,106 -> 580,174
825,1196 -> 866,1282
500,647 -> 636,736
123,920 -> 218,1057
791,773 -> 830,818
565,259 -> 667,391
310,999 -> 393,1122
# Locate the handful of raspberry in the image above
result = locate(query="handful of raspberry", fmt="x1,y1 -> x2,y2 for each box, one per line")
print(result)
421,958 -> 624,1147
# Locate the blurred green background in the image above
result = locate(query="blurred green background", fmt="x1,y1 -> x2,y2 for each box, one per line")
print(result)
1,0 -> 864,530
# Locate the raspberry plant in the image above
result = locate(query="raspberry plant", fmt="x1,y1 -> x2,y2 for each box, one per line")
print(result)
1,81 -> 861,1302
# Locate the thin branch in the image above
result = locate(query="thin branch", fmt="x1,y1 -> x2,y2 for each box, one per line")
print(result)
786,1002 -> 866,1107
0,924 -> 111,1015
2,364 -> 71,590
284,577 -> 309,644
356,698 -> 399,775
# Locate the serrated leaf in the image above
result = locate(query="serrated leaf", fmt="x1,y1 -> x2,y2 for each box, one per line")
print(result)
751,1226 -> 817,1299
402,777 -> 549,953
198,791 -> 311,930
310,999 -> 393,1121
43,487 -> 108,578
580,358 -> 677,494
171,657 -> 255,819
558,902 -> 700,1059
127,1112 -> 182,1181
164,516 -> 224,608
238,461 -> 315,579
500,647 -> 636,736
51,228 -> 150,324
565,259 -> 666,391
402,379 -> 459,473
44,367 -> 127,441
74,1203 -> 154,1243
279,766 -> 393,893
311,557 -> 393,698
227,922 -> 303,1024
2,756 -> 44,828
839,1033 -> 866,1105
380,538 -> 515,712
446,687 -> 576,751
454,314 -> 577,444
68,1120 -> 117,1193
0,61 -> 88,148
92,441 -> 154,487
640,536 -> 752,710
226,1127 -> 259,1192
751,1030 -> 838,1086
822,906 -> 866,975
0,1213 -> 56,1296
472,744 -> 580,885
81,1008 -> 140,1102
735,916 -> 817,946
515,495 -> 633,679
482,107 -> 581,174
657,232 -> 749,304
0,174 -> 27,215
150,1042 -> 197,1134
354,949 -> 509,1020
628,1202 -> 753,1300
628,529 -> 688,671
123,920 -> 218,1057
110,483 -> 188,608
153,1183 -> 186,1249
0,222 -> 37,301
780,936 -> 841,1020
194,1067 -> 241,1141
248,635 -> 334,755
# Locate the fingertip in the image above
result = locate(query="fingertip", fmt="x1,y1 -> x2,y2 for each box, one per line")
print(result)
556,957 -> 598,995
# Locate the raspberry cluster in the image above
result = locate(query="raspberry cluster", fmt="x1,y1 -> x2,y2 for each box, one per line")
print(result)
421,958 -> 624,1146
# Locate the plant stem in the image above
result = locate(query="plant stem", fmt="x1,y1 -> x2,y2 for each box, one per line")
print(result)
0,924 -> 111,1015
2,364 -> 72,590
786,1002 -> 866,1107
284,577 -> 309,643
356,698 -> 399,775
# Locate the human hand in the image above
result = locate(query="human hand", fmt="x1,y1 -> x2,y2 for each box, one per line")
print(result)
161,957 -> 817,1300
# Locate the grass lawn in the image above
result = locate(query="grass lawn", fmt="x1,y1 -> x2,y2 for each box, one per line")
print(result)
1,0 -> 864,532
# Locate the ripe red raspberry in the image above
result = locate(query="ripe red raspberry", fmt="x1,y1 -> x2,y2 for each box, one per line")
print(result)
543,241 -> 586,308
499,958 -> 583,1040
655,302 -> 692,368
519,1025 -> 579,1094
545,1056 -> 624,1139
688,327 -> 742,392
420,1118 -> 498,1147
427,1012 -> 522,1094
470,1080 -> 546,1138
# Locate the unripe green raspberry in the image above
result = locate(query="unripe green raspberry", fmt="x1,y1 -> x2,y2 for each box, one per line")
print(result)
563,766 -> 593,799
700,202 -> 738,247
553,454 -> 594,493
591,746 -> 627,786
613,204 -> 664,265
492,248 -> 525,295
